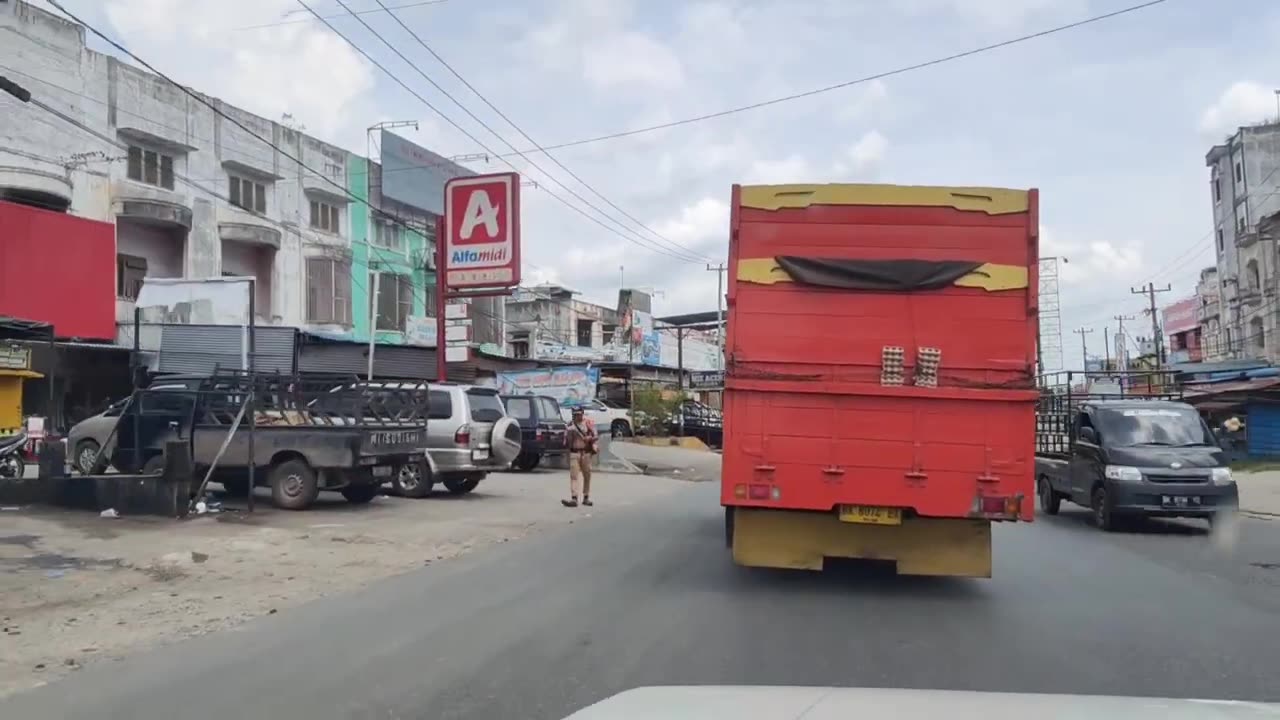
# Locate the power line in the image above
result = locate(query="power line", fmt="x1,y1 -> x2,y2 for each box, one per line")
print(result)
307,0 -> 707,265
294,1 -> 706,265
369,0 -> 714,263
224,0 -> 449,33
482,0 -> 1170,158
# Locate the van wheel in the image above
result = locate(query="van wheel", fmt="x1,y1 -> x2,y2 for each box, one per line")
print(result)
1038,476 -> 1060,515
443,476 -> 481,495
270,458 -> 319,510
341,484 -> 379,504
1092,486 -> 1116,532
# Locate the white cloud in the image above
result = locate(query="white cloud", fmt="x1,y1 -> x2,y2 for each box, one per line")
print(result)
744,154 -> 815,184
102,0 -> 374,143
837,130 -> 888,178
1199,81 -> 1278,136
582,32 -> 685,92
1040,226 -> 1141,287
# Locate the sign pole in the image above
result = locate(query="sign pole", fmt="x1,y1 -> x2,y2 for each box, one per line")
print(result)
435,214 -> 448,383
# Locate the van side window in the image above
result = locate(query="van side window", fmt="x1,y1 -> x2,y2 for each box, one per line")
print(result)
1074,411 -> 1099,443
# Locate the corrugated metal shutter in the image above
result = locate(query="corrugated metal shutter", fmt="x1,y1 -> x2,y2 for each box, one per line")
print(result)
1247,402 -> 1280,456
157,325 -> 296,374
297,342 -> 476,382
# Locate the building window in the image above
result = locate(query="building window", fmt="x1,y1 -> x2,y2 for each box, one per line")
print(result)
1252,317 -> 1265,350
1247,259 -> 1261,291
1236,161 -> 1244,183
306,258 -> 352,325
1217,228 -> 1225,252
309,200 -> 341,234
126,145 -> 175,190
229,175 -> 267,213
576,319 -> 593,347
1214,177 -> 1222,204
117,254 -> 147,300
1239,216 -> 1247,234
370,272 -> 413,332
372,219 -> 402,250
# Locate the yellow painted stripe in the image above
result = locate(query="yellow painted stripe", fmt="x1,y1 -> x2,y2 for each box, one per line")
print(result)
739,183 -> 1029,215
736,258 -> 1028,292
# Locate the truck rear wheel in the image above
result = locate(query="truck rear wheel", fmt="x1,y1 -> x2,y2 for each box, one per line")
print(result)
269,458 -> 319,510
724,506 -> 735,548
1038,476 -> 1061,515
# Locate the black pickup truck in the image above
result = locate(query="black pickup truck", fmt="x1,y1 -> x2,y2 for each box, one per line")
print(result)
1034,377 -> 1237,530
105,372 -> 428,510
501,394 -> 567,471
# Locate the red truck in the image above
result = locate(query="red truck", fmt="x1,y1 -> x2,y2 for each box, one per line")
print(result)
721,183 -> 1039,578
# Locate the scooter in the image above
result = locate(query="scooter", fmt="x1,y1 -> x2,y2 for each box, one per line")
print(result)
0,431 -> 28,479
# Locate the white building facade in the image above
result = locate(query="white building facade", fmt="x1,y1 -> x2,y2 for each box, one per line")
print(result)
1,0 -> 357,344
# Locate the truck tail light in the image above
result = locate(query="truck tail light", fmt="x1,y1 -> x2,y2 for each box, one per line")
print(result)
536,429 -> 544,441
748,484 -> 770,500
454,424 -> 471,446
977,495 -> 1022,517
734,484 -> 748,499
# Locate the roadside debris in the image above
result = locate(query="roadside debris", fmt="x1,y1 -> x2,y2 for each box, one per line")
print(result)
99,508 -> 119,519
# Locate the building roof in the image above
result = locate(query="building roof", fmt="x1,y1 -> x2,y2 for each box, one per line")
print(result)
655,311 -> 724,328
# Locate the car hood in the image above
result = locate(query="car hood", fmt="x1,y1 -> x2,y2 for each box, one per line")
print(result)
1105,445 -> 1226,469
563,686 -> 1280,719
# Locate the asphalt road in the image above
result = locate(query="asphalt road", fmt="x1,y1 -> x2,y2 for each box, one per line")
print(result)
5,480 -> 1280,720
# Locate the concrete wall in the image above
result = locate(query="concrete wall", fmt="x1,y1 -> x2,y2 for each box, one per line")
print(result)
0,0 -> 363,336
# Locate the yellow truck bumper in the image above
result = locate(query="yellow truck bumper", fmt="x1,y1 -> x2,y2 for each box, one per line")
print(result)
730,507 -> 992,578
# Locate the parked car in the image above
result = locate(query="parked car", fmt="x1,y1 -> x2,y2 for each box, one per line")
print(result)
668,400 -> 723,448
501,394 -> 568,471
420,384 -> 523,495
562,398 -> 633,437
66,381 -> 193,475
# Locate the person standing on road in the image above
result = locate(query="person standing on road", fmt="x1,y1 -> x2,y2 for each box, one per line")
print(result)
563,407 -> 598,508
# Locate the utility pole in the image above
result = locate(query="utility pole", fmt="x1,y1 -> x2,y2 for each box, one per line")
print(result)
1113,313 -> 1136,373
1131,282 -> 1172,368
1073,327 -> 1094,370
1103,326 -> 1111,371
706,263 -> 726,370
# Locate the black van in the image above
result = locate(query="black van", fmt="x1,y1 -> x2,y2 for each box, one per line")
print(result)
1035,399 -> 1238,530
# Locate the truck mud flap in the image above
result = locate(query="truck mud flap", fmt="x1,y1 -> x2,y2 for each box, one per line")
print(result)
730,508 -> 992,578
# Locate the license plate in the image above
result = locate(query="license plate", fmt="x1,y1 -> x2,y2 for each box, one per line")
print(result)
472,449 -> 490,461
838,505 -> 902,525
372,465 -> 393,477
1161,495 -> 1201,508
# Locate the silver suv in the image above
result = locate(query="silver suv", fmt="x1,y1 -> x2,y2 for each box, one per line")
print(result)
399,384 -> 521,497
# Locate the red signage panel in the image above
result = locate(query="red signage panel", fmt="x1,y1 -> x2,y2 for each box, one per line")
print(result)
1161,297 -> 1198,336
443,172 -> 520,290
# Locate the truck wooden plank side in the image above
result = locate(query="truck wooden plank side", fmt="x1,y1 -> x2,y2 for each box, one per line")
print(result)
721,183 -> 1040,577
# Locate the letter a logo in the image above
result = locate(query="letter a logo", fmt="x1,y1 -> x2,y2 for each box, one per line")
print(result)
459,189 -> 500,241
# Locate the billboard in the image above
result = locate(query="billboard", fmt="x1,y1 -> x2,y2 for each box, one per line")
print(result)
1161,297 -> 1198,336
380,130 -> 475,216
495,366 -> 601,408
135,277 -> 253,325
443,172 -> 521,289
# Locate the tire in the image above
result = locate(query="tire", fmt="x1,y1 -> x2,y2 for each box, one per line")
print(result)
75,440 -> 101,475
393,461 -> 433,498
611,420 -> 632,438
489,418 -> 524,466
513,452 -> 541,472
140,455 -> 165,475
724,506 -> 735,548
1038,476 -> 1061,515
1092,485 -> 1117,532
341,484 -> 379,504
269,458 -> 320,511
442,475 -> 481,495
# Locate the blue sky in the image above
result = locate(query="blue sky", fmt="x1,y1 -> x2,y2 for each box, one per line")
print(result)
31,0 -> 1280,367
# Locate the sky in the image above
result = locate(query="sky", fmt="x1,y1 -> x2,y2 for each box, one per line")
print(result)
25,0 -> 1280,368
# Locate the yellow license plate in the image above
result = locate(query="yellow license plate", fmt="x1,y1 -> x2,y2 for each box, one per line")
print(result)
838,505 -> 902,525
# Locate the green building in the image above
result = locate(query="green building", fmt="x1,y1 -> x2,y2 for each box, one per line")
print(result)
345,155 -> 437,344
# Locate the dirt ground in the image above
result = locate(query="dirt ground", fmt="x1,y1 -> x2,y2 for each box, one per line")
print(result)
0,469 -> 682,698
